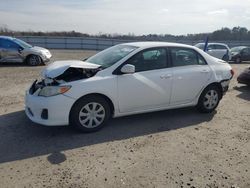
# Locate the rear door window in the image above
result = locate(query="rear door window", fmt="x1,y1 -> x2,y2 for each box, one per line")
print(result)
208,45 -> 216,50
242,48 -> 249,55
170,47 -> 207,67
215,45 -> 227,50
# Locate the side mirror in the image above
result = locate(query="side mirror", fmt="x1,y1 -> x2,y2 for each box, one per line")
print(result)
120,64 -> 135,74
18,47 -> 23,53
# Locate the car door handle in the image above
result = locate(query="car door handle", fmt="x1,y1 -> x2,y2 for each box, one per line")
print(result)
201,70 -> 209,73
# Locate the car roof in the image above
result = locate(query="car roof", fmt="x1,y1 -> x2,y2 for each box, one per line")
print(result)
122,41 -> 193,48
196,42 -> 228,46
0,36 -> 15,40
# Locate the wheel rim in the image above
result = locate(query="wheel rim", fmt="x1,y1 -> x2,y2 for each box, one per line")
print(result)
203,90 -> 219,110
30,56 -> 38,65
78,102 -> 105,128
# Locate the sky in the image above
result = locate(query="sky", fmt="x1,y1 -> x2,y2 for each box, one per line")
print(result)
0,0 -> 250,35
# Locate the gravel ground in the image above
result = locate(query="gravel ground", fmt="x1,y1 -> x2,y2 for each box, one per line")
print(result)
0,50 -> 249,188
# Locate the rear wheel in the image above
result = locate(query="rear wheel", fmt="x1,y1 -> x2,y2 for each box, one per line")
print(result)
69,96 -> 111,132
26,55 -> 42,66
197,85 -> 222,113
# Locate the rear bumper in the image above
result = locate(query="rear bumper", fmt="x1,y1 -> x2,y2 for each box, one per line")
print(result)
41,54 -> 52,63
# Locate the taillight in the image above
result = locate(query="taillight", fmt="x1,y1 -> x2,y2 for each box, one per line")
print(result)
230,69 -> 235,77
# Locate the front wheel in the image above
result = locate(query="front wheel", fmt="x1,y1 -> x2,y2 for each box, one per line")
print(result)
69,96 -> 111,132
235,57 -> 241,64
26,55 -> 42,66
197,85 -> 222,113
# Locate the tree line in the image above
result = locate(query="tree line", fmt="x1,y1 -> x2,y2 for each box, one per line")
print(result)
0,26 -> 250,41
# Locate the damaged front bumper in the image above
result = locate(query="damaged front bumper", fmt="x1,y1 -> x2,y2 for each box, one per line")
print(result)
25,85 -> 75,126
41,54 -> 52,63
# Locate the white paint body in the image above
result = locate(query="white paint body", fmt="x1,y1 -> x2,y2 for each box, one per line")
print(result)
25,42 -> 233,126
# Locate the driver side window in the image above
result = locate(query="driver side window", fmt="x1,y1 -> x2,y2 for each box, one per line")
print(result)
126,48 -> 167,72
242,49 -> 249,55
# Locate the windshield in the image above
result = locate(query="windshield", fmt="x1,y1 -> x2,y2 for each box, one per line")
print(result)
86,45 -> 138,68
231,46 -> 246,52
13,39 -> 32,48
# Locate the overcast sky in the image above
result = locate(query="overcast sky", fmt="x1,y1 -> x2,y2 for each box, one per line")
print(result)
0,0 -> 250,35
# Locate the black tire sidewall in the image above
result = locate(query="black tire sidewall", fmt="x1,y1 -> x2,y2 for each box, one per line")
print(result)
27,55 -> 42,66
69,96 -> 111,132
235,57 -> 241,64
197,85 -> 221,113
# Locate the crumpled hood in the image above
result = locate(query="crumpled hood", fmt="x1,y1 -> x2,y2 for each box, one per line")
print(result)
42,60 -> 101,78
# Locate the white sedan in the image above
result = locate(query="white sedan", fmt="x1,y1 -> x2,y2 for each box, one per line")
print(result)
25,42 -> 234,132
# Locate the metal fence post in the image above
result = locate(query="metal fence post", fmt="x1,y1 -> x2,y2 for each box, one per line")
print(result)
44,36 -> 47,48
96,38 -> 99,51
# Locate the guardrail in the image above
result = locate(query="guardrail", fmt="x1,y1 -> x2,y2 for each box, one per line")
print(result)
17,36 -> 250,50
18,36 -> 134,50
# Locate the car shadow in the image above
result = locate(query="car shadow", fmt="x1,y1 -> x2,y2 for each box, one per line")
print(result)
234,85 -> 250,101
0,108 -> 216,164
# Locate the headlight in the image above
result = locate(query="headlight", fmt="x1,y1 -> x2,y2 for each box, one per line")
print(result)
38,86 -> 71,97
42,51 -> 50,58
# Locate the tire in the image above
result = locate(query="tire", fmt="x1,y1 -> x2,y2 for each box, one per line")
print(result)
222,55 -> 229,62
235,57 -> 241,64
26,55 -> 42,66
197,85 -> 222,113
69,95 -> 111,132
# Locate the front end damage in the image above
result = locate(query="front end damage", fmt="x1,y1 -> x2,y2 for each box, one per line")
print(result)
29,60 -> 102,95
25,60 -> 102,126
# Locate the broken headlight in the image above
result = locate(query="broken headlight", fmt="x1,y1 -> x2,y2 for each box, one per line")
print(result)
38,86 -> 71,97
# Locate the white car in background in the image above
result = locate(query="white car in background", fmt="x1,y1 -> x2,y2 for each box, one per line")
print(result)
195,43 -> 231,62
25,42 -> 234,132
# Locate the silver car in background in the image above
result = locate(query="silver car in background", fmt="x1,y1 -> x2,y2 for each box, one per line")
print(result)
195,43 -> 231,62
0,36 -> 52,66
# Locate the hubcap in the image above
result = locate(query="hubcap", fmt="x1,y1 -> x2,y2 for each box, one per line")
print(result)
30,56 -> 38,65
203,90 -> 219,110
78,102 -> 105,128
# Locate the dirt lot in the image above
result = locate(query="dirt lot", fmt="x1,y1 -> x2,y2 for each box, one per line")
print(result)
0,50 -> 249,188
